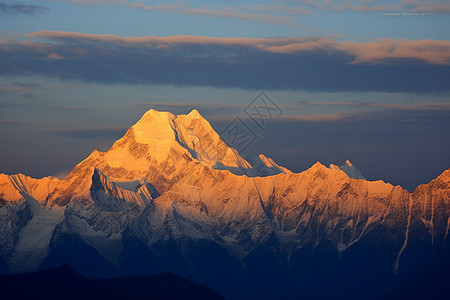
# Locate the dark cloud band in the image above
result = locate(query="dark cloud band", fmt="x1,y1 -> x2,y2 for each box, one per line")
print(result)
0,32 -> 449,93
0,3 -> 49,15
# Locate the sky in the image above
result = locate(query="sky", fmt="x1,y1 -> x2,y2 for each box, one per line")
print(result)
0,0 -> 449,191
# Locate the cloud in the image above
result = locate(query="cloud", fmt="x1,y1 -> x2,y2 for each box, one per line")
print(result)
53,0 -> 450,16
46,53 -> 66,60
298,101 -> 370,107
1,31 -> 450,93
132,102 -> 244,115
0,80 -> 42,97
0,3 -> 49,15
282,113 -> 348,122
223,101 -> 450,123
0,86 -> 33,96
13,105 -> 95,113
0,100 -> 96,112
53,127 -> 127,139
338,39 -> 450,65
0,120 -> 36,125
50,1 -> 307,27
298,101 -> 450,111
0,119 -> 49,126
181,8 -> 298,27
297,0 -> 450,14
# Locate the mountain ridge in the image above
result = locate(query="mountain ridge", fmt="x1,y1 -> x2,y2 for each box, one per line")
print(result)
0,109 -> 449,299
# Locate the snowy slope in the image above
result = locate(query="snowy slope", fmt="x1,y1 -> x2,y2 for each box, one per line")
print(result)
64,109 -> 284,195
0,109 -> 449,299
329,160 -> 366,180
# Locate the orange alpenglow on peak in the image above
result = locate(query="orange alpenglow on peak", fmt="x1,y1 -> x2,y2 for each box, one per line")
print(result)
187,109 -> 202,119
55,109 -> 290,195
0,108 -> 449,300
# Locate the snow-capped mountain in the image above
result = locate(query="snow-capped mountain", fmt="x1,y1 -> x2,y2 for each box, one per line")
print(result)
330,160 -> 366,180
0,109 -> 449,299
63,109 -> 285,195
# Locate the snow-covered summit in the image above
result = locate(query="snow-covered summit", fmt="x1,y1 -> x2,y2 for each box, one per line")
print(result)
187,108 -> 202,119
64,109 -> 285,194
340,160 -> 366,179
0,108 -> 449,299
330,160 -> 366,180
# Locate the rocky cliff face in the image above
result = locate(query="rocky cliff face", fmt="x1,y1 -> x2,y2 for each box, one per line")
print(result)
0,109 -> 448,299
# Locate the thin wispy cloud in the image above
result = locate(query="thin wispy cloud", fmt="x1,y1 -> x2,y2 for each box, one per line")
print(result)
52,127 -> 127,139
181,8 -> 298,27
299,101 -> 370,107
48,1 -> 308,28
0,119 -> 49,126
0,120 -> 35,125
170,100 -> 450,123
0,100 -> 96,111
0,86 -> 33,96
0,80 -> 43,97
256,103 -> 450,123
0,3 -> 49,15
132,102 -> 244,113
298,101 -> 450,111
295,0 -> 450,14
46,0 -> 450,20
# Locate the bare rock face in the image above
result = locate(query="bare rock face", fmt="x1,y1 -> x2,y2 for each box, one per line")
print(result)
0,109 -> 449,299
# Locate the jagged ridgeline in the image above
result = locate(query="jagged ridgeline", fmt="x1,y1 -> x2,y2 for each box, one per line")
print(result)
0,109 -> 449,299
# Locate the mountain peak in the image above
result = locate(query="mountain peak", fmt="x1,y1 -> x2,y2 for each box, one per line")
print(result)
340,160 -> 365,180
131,110 -> 177,147
187,109 -> 202,119
64,109 -> 288,193
310,161 -> 327,171
142,108 -> 175,118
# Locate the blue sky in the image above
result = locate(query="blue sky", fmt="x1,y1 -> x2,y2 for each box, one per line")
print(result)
0,0 -> 449,190
1,0 -> 450,39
